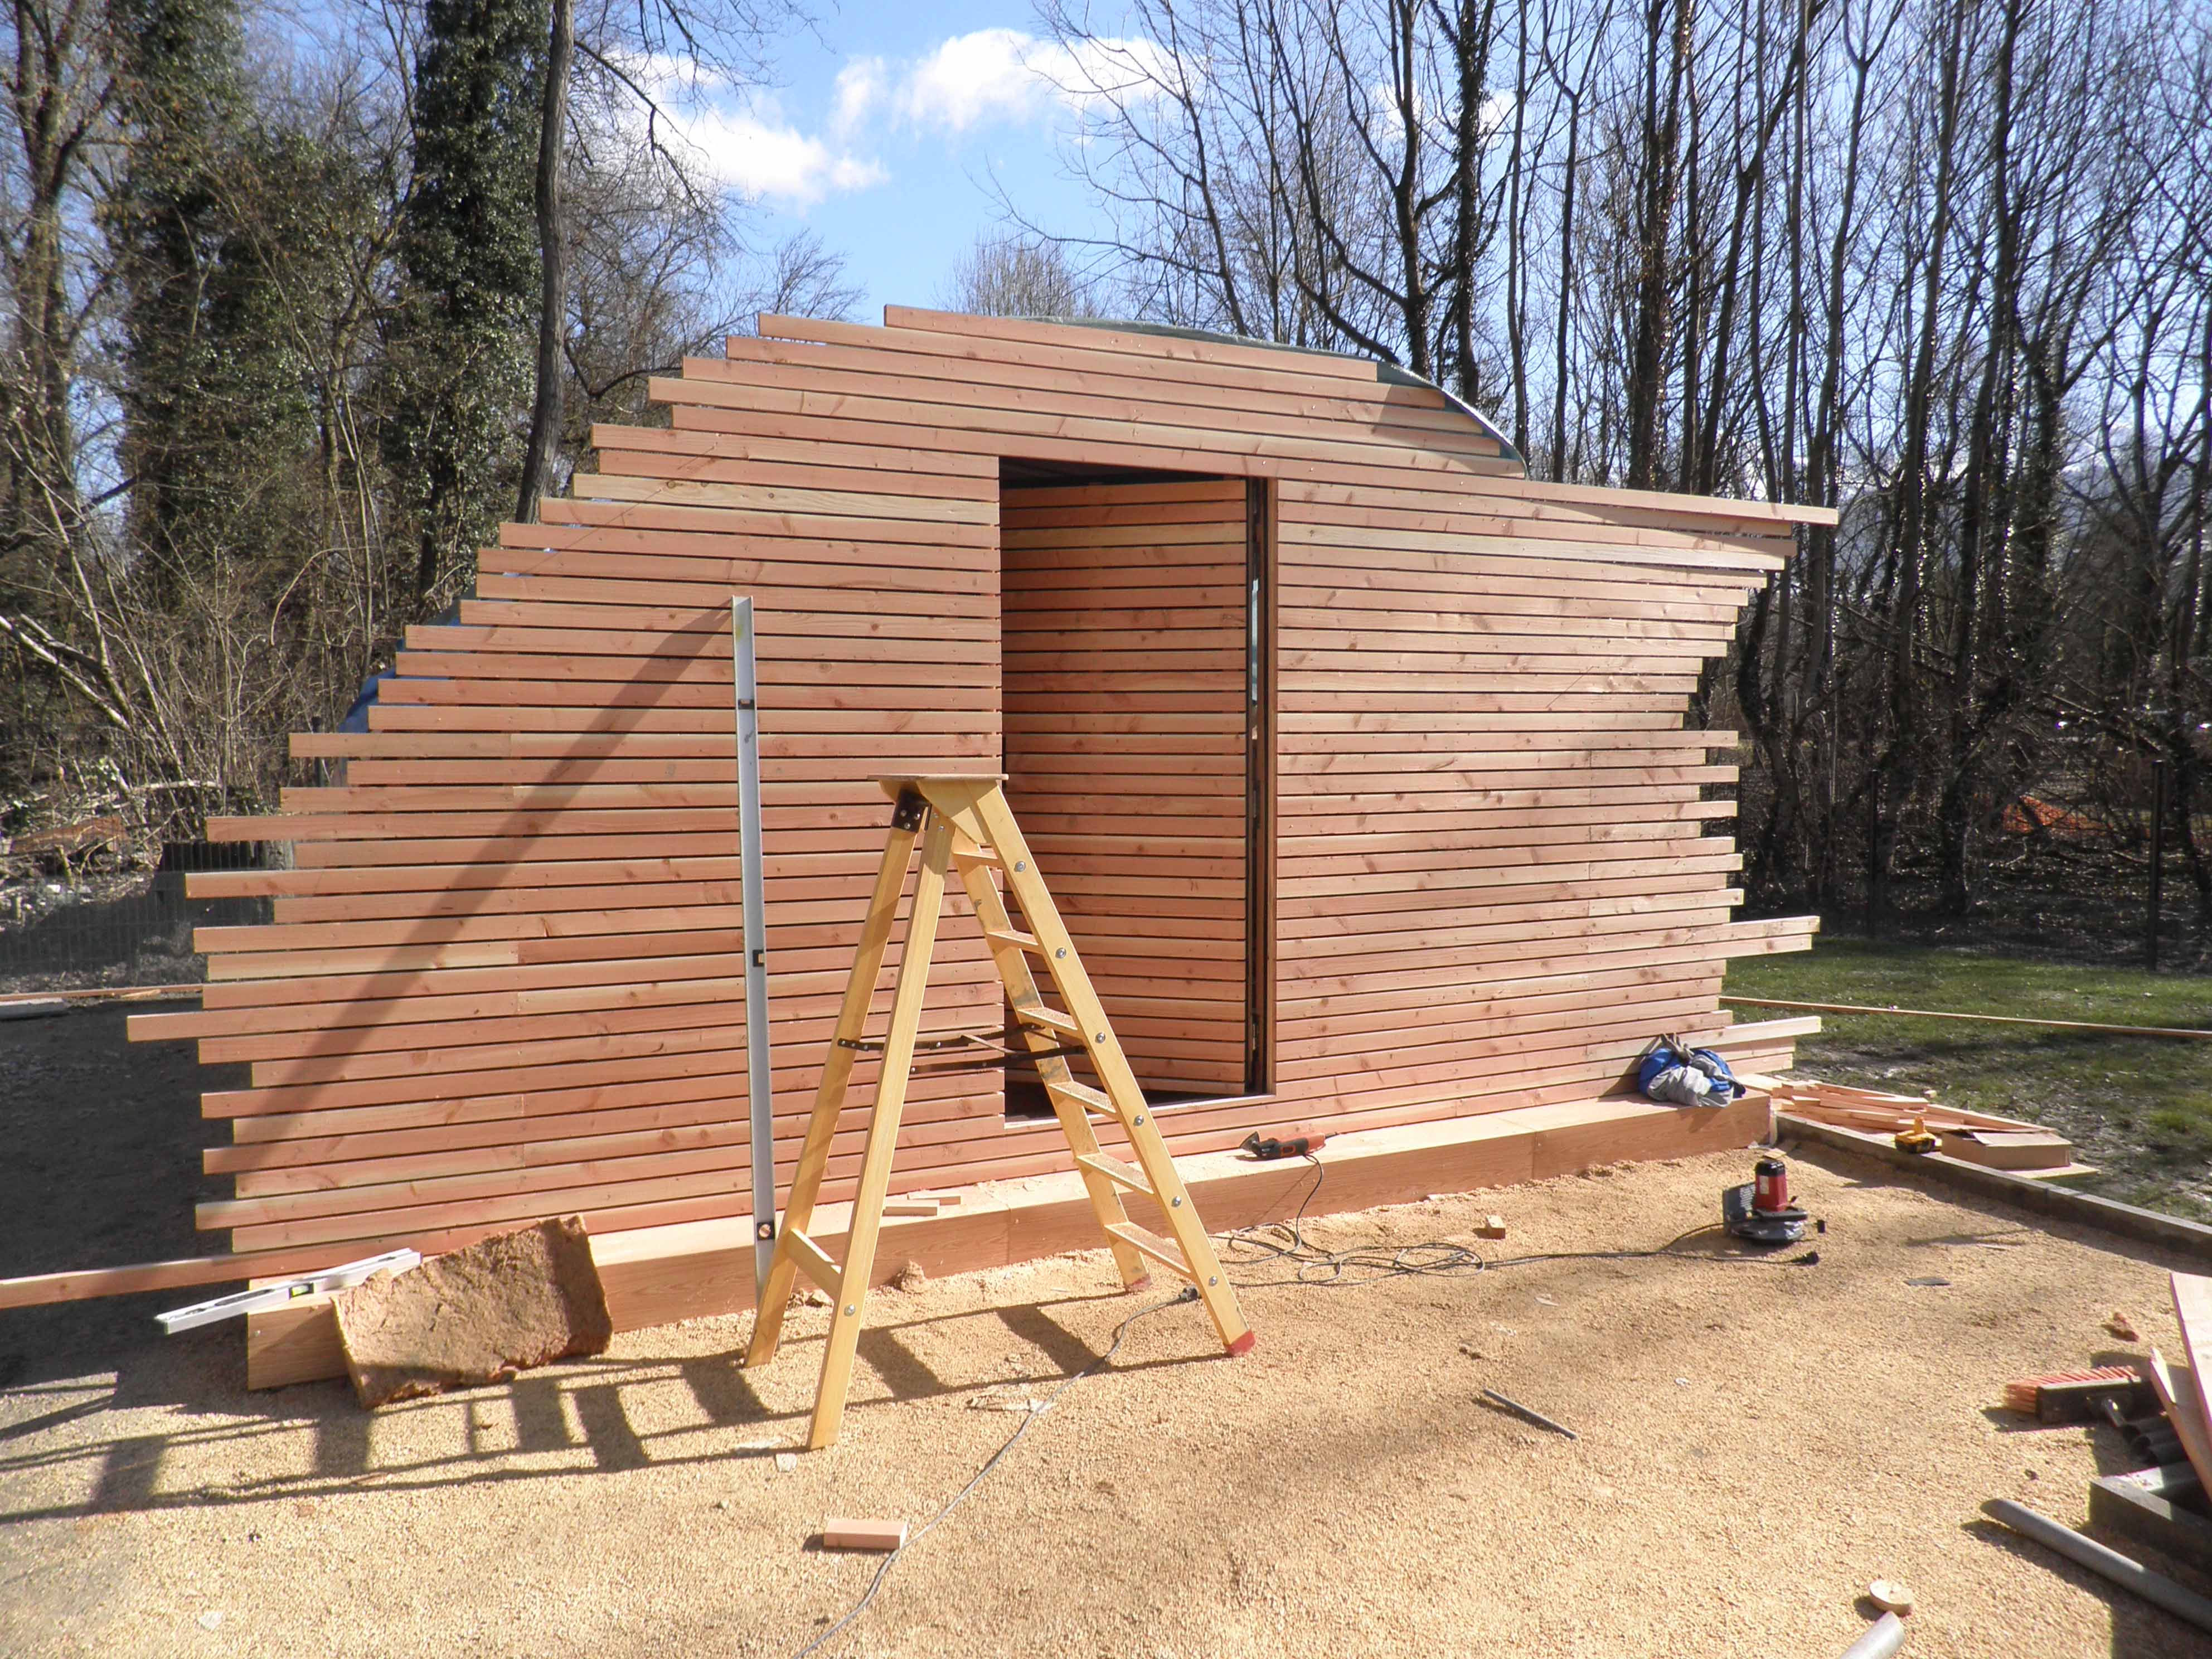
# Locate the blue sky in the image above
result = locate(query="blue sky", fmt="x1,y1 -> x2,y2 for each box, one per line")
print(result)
660,1 -> 1137,316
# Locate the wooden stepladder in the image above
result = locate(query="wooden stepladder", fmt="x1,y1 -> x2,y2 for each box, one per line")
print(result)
744,774 -> 1255,1448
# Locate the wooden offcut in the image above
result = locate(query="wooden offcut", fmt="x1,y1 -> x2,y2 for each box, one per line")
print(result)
104,306 -> 1825,1319
822,1517 -> 908,1551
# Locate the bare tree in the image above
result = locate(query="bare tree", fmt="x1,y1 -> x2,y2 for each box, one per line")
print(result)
942,232 -> 1101,318
514,0 -> 798,523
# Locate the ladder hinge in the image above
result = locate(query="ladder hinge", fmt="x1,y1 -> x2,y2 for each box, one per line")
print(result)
890,789 -> 926,831
755,1219 -> 775,1241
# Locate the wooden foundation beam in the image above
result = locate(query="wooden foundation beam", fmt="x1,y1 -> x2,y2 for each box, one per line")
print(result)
242,1091 -> 1769,1388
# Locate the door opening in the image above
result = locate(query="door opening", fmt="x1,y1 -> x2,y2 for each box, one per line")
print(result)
999,463 -> 1267,1114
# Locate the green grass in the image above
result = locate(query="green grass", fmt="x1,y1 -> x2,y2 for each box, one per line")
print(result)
1725,937 -> 2212,1221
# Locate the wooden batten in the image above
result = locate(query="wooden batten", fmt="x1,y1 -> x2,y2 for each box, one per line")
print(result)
106,307 -> 1828,1299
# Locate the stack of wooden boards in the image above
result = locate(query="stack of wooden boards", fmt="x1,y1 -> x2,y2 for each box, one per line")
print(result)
1765,1077 -> 2088,1176
2006,1274 -> 2212,1575
43,307 -> 1825,1301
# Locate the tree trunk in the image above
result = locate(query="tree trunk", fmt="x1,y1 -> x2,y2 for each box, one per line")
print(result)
1873,0 -> 1966,916
515,0 -> 574,526
1551,89 -> 1582,482
1625,0 -> 1694,490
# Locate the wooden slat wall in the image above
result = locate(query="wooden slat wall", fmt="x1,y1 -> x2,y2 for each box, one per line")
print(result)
1270,479 -> 1775,1120
1002,478 -> 1249,1097
129,305 -> 1827,1279
134,454 -> 1011,1262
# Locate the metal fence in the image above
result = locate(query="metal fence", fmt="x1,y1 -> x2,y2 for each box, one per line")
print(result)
0,840 -> 271,995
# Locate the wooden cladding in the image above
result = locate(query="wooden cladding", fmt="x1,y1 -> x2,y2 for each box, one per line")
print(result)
1002,477 -> 1251,1098
130,305 -> 1827,1281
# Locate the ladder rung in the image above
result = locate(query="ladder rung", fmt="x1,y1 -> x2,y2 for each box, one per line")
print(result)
1104,1222 -> 1195,1280
952,846 -> 1003,869
1075,1152 -> 1155,1199
984,927 -> 1046,954
1015,1002 -> 1081,1037
1044,1078 -> 1114,1115
783,1228 -> 842,1294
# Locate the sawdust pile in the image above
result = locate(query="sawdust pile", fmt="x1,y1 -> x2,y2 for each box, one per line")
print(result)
1,1148 -> 2203,1658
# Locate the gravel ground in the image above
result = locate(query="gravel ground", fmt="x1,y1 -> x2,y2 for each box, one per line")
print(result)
3,1146 -> 2209,1658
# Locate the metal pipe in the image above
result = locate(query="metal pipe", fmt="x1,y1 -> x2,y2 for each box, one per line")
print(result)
1837,1612 -> 1905,1659
733,597 -> 776,1295
1985,1497 -> 2212,1634
1479,1388 -> 1578,1440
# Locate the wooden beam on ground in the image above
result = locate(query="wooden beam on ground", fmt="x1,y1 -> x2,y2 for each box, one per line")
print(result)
1722,996 -> 2212,1040
239,1090 -> 1768,1389
0,1243 -> 395,1310
0,984 -> 201,1009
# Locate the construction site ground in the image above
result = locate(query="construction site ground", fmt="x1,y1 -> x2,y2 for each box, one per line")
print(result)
4,1139 -> 2209,1657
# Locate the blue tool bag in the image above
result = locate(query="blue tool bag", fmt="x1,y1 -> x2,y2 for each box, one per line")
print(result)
1637,1035 -> 1747,1107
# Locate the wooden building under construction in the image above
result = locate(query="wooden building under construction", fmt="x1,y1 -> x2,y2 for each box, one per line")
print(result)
85,308 -> 1826,1359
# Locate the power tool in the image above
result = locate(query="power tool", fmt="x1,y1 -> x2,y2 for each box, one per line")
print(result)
1241,1130 -> 1326,1160
1722,1155 -> 1811,1245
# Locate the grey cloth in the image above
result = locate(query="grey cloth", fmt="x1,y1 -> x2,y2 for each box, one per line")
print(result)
1643,1063 -> 1725,1108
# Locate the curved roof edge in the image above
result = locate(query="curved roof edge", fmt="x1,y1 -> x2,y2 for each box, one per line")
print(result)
1055,317 -> 1526,473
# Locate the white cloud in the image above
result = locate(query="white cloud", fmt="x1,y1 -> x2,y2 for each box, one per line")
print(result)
832,56 -> 887,139
599,28 -> 1186,212
892,29 -> 1187,135
898,28 -> 1051,132
666,91 -> 888,208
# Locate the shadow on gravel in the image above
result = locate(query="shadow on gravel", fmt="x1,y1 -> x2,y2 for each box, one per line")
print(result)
0,1004 -> 237,1392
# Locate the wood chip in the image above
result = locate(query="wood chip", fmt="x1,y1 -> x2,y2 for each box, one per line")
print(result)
1869,1579 -> 1915,1614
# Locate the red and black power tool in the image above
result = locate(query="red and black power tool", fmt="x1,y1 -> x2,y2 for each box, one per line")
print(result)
1241,1129 -> 1326,1161
1722,1155 -> 1811,1245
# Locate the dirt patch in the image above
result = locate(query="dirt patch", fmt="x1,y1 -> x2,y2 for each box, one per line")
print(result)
0,1005 -> 217,1272
2,1147 -> 2206,1658
1786,831 -> 2211,973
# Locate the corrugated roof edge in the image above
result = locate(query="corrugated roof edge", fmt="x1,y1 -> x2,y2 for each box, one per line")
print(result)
1053,316 -> 1526,472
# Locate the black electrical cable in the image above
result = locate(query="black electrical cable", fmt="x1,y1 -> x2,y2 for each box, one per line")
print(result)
787,1286 -> 1200,1659
1215,1156 -> 1818,1287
